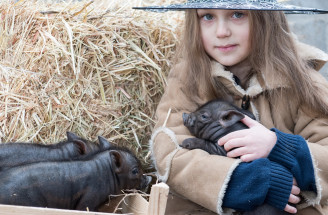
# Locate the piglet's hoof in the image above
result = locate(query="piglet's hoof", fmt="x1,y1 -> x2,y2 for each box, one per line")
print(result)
180,138 -> 199,150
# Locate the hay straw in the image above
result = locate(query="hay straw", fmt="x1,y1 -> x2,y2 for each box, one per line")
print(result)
0,0 -> 184,168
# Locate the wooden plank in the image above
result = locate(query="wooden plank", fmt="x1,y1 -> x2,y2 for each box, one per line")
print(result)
0,204 -> 126,215
147,183 -> 169,215
120,194 -> 149,215
0,184 -> 169,215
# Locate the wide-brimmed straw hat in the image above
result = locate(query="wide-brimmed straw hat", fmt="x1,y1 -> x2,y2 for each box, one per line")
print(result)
133,0 -> 328,14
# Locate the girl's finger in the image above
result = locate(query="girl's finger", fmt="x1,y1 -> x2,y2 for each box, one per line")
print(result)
223,138 -> 246,151
218,129 -> 249,146
284,204 -> 297,214
291,184 -> 300,196
288,194 -> 301,204
226,146 -> 248,158
240,115 -> 259,128
293,178 -> 298,186
240,153 -> 256,162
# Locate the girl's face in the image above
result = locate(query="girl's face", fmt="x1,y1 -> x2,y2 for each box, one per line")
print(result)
197,9 -> 251,67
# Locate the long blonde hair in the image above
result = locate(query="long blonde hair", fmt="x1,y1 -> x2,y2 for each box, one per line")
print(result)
177,9 -> 328,116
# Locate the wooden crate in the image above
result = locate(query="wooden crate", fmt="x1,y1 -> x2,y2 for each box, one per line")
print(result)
0,183 -> 169,215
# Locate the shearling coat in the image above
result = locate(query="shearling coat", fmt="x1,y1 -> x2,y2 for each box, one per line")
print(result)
150,41 -> 328,215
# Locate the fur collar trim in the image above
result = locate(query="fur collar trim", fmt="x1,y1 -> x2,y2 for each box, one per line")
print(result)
211,61 -> 264,98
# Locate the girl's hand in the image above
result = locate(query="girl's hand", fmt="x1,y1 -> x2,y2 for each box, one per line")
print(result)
284,178 -> 301,214
218,115 -> 277,162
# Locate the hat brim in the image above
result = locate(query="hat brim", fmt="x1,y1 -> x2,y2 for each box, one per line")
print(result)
133,2 -> 328,14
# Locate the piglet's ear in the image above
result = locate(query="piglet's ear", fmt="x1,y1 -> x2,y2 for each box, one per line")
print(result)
219,110 -> 245,127
66,131 -> 80,141
72,140 -> 87,155
66,132 -> 87,154
98,136 -> 112,150
110,150 -> 123,173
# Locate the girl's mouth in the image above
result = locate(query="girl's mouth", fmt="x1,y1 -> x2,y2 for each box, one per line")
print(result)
217,44 -> 237,52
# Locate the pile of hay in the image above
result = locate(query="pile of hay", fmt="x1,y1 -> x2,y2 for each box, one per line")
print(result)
0,0 -> 184,169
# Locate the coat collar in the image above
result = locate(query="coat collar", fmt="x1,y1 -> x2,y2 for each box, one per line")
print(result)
211,62 -> 263,98
295,39 -> 328,71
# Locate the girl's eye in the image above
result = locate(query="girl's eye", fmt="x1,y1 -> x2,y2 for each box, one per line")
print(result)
203,14 -> 213,21
232,12 -> 245,19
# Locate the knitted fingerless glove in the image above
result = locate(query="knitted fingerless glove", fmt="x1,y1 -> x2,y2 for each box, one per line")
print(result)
223,158 -> 293,211
269,128 -> 316,192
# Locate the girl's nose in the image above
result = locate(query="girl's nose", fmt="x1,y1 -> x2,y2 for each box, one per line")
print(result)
216,20 -> 231,38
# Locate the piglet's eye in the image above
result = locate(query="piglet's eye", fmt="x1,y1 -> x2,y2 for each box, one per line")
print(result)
201,114 -> 208,120
132,168 -> 139,175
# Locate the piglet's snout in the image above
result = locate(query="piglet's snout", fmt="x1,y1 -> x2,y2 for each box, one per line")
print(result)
182,113 -> 194,127
140,175 -> 152,190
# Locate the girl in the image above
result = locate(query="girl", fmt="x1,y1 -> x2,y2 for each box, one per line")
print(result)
134,0 -> 328,214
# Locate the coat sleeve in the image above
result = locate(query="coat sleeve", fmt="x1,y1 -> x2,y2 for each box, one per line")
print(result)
293,109 -> 328,207
295,71 -> 328,207
150,64 -> 240,214
270,70 -> 328,208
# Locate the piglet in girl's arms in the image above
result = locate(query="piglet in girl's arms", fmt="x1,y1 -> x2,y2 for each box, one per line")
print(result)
181,99 -> 255,156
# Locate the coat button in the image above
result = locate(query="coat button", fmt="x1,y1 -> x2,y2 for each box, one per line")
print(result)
241,95 -> 250,110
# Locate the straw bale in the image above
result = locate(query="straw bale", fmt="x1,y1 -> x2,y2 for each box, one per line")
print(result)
0,0 -> 184,169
